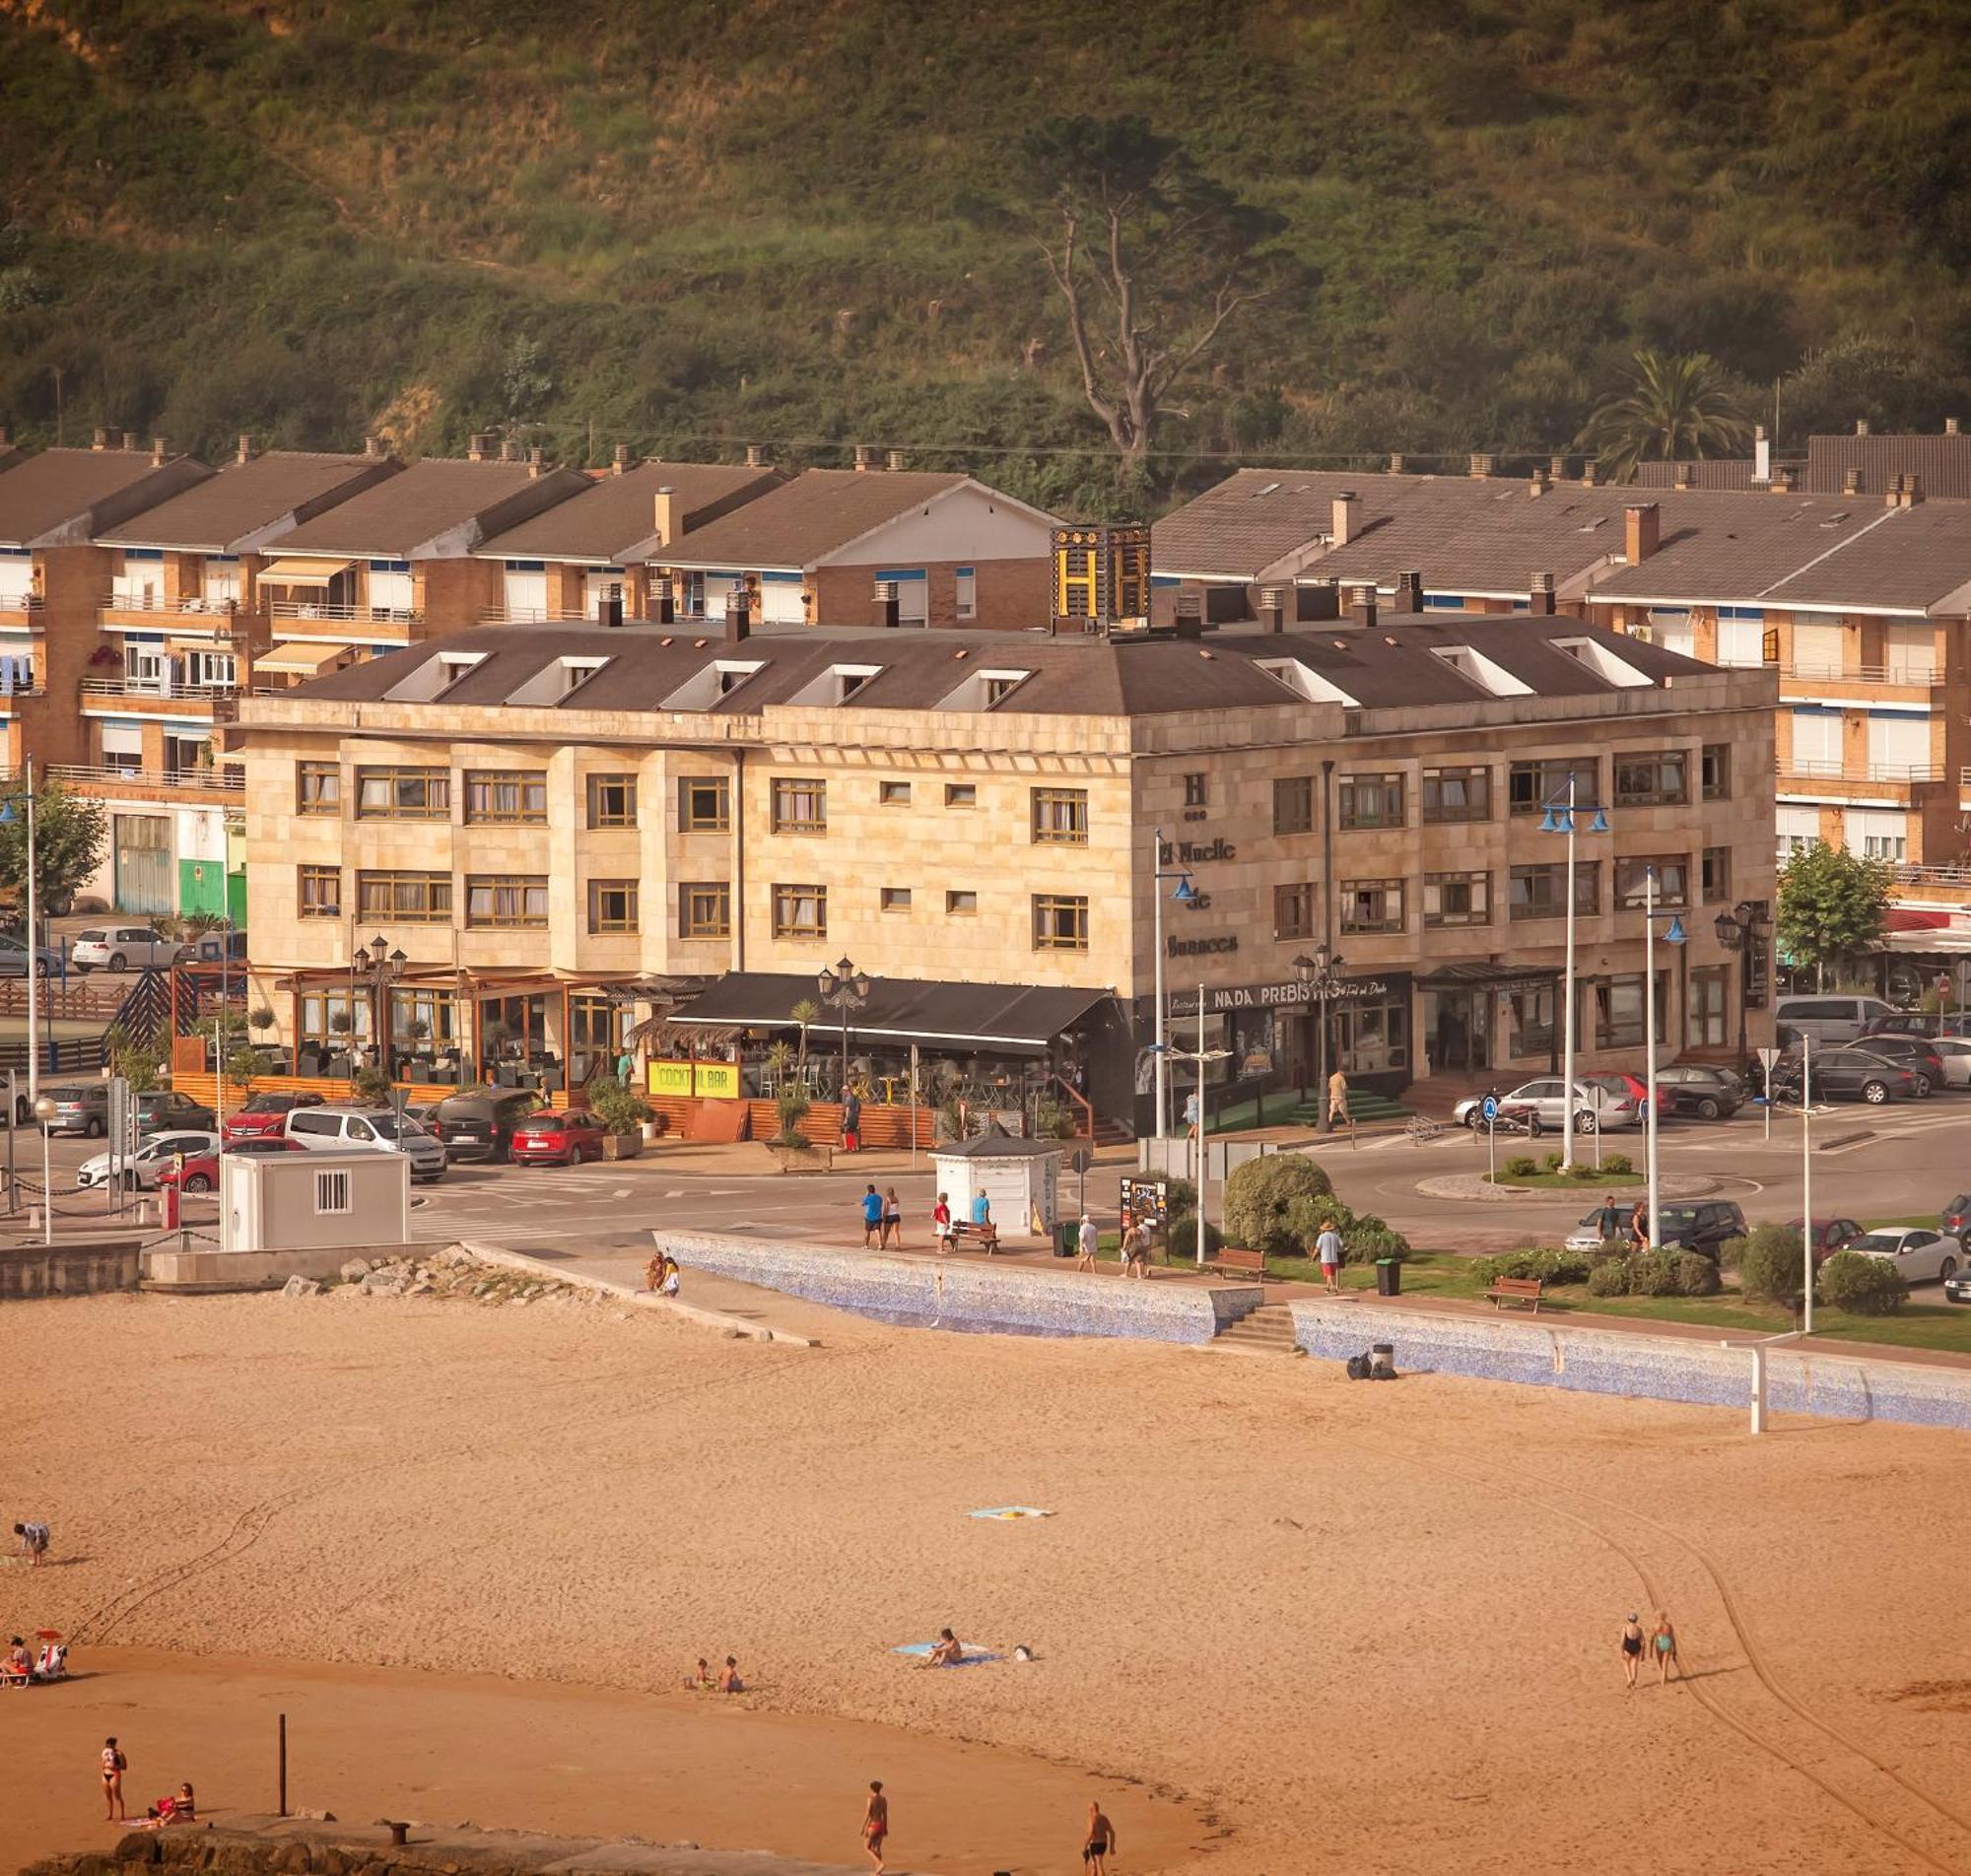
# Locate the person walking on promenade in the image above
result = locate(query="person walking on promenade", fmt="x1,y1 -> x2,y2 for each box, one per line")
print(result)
102,1737 -> 126,1823
1183,1088 -> 1200,1140
1327,1065 -> 1354,1139
1629,1199 -> 1650,1251
1619,1613 -> 1645,1690
971,1188 -> 993,1252
881,1187 -> 903,1249
1315,1218 -> 1344,1295
1076,1212 -> 1099,1272
1651,1611 -> 1679,1684
861,1184 -> 884,1249
842,1089 -> 862,1153
1083,1799 -> 1117,1874
861,1780 -> 889,1873
932,1191 -> 953,1251
1597,1195 -> 1625,1244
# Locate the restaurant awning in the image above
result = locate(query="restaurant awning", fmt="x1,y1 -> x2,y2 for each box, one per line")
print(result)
259,558 -> 352,585
664,972 -> 1115,1053
255,640 -> 352,675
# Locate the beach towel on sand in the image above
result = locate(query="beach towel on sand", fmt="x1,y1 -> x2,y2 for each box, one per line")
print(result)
892,1641 -> 1002,1665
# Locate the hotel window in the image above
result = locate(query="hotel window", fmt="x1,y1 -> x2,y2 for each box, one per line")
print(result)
297,762 -> 340,816
1183,772 -> 1208,808
946,890 -> 978,915
355,766 -> 449,820
879,780 -> 912,805
1033,894 -> 1089,951
1510,862 -> 1599,919
1337,773 -> 1404,831
955,567 -> 977,621
1339,879 -> 1404,934
1592,972 -> 1669,1050
679,775 -> 729,832
464,770 -> 548,824
1031,787 -> 1089,844
300,990 -> 368,1046
586,773 -> 637,829
945,782 -> 978,808
1701,744 -> 1731,802
586,879 -> 638,933
1616,856 -> 1689,907
1507,759 -> 1597,816
1273,882 -> 1314,940
880,887 -> 913,911
772,884 -> 827,939
1272,775 -> 1314,836
187,649 -> 237,690
1422,766 -> 1490,823
771,777 -> 827,834
1688,966 -> 1730,1048
679,882 -> 731,939
464,875 -> 549,928
298,865 -> 341,919
1700,846 -> 1731,904
1614,752 -> 1687,807
1423,871 -> 1491,927
355,870 -> 452,923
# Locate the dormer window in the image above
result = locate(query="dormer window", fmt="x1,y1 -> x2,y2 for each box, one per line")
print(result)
384,651 -> 486,703
504,654 -> 613,705
660,659 -> 766,711
1256,658 -> 1360,707
938,667 -> 1032,711
1429,644 -> 1532,697
1550,637 -> 1653,689
787,662 -> 884,707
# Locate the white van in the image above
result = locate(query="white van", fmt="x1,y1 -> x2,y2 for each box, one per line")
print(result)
1774,993 -> 1898,1046
283,1105 -> 447,1182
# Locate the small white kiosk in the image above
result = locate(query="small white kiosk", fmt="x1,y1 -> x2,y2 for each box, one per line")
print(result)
931,1124 -> 1065,1240
221,1149 -> 411,1252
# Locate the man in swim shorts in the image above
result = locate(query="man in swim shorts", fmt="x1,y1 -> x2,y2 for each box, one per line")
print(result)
1083,1799 -> 1117,1873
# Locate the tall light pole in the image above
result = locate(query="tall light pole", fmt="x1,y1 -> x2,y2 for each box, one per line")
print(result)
1539,778 -> 1609,1169
816,955 -> 869,1104
0,759 -> 43,1112
1292,946 -> 1346,1135
1712,899 -> 1770,1077
1147,827 -> 1195,1140
1638,868 -> 1687,1250
358,934 -> 408,1091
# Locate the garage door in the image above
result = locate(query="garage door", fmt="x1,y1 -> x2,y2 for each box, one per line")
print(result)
760,575 -> 806,625
113,814 -> 173,916
503,568 -> 549,621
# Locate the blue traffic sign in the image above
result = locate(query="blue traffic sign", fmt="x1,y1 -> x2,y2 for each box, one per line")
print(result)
1479,1095 -> 1499,1121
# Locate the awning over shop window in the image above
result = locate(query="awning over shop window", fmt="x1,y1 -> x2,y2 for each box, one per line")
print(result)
259,559 -> 352,585
255,640 -> 352,675
664,972 -> 1115,1053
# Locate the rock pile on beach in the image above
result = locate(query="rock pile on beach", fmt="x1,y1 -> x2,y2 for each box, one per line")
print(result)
282,1247 -> 633,1316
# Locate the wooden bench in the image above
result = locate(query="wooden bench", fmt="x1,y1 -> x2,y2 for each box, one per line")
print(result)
1204,1246 -> 1266,1280
947,1219 -> 1000,1255
1484,1275 -> 1544,1313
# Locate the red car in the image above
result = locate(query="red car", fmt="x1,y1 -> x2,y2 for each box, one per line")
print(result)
158,1135 -> 306,1194
223,1091 -> 324,1143
507,1108 -> 608,1167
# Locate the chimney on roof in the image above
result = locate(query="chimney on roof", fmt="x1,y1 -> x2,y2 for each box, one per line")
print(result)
1388,452 -> 1405,476
611,443 -> 631,477
1529,571 -> 1557,617
0,425 -> 9,447
1856,418 -> 1870,436
1672,463 -> 1694,492
1300,578 -> 1339,623
745,443 -> 766,469
1173,594 -> 1203,640
651,486 -> 678,547
364,434 -> 385,459
1753,424 -> 1771,482
853,444 -> 877,472
724,586 -> 751,643
1549,454 -> 1570,482
499,437 -> 519,464
1257,585 -> 1286,635
1348,582 -> 1378,629
649,576 -> 676,627
1393,570 -> 1423,613
121,430 -> 139,450
872,578 -> 901,629
1771,465 -> 1797,493
1624,502 -> 1660,567
1468,452 -> 1494,480
1529,465 -> 1550,496
467,433 -> 492,462
150,436 -> 167,465
886,448 -> 907,472
92,427 -> 109,451
1842,467 -> 1864,496
1330,490 -> 1359,547
1903,472 -> 1925,507
526,445 -> 545,480
1947,418 -> 1961,436
1580,459 -> 1602,487
236,434 -> 257,465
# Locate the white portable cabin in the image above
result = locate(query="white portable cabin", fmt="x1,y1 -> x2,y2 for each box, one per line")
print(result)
930,1124 -> 1064,1239
221,1149 -> 410,1253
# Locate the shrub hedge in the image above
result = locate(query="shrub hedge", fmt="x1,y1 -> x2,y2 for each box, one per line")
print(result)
1817,1249 -> 1908,1315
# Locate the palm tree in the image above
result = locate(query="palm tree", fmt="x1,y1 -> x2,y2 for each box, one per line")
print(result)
1578,350 -> 1753,480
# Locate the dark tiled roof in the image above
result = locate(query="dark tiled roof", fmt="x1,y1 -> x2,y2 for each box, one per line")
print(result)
654,469 -> 979,570
98,452 -> 392,551
1806,434 -> 1971,501
1587,494 -> 1899,603
477,461 -> 783,563
1760,502 -> 1971,611
281,612 -> 1720,720
279,459 -> 584,557
1151,468 -> 1430,577
1632,459 -> 1802,492
0,448 -> 206,548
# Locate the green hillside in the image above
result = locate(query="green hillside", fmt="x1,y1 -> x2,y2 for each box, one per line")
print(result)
2,0 -> 1968,513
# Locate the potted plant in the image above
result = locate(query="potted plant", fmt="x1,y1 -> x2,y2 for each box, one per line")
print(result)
767,1087 -> 822,1171
247,1006 -> 276,1036
585,1072 -> 652,1160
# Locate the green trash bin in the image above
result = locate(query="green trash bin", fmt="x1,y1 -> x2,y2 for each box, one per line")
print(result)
1055,1220 -> 1078,1258
1375,1257 -> 1401,1297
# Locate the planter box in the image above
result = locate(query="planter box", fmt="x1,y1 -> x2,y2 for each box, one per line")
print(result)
769,1143 -> 834,1173
601,1131 -> 642,1161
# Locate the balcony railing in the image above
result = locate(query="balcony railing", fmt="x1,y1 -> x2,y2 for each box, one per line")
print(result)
99,591 -> 243,619
1892,861 -> 1971,892
1779,759 -> 1945,784
0,592 -> 42,613
268,599 -> 421,626
1780,661 -> 1941,686
79,676 -> 238,702
48,762 -> 244,794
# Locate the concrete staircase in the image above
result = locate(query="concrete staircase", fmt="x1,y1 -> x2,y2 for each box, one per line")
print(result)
1212,1302 -> 1300,1356
1280,1086 -> 1411,1127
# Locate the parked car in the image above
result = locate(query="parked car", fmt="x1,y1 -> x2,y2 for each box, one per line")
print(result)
1773,994 -> 1897,1045
1860,1010 -> 1971,1041
1453,1078 -> 1643,1134
282,1104 -> 447,1181
1653,1064 -> 1745,1119
1944,1268 -> 1971,1305
223,1090 -> 325,1142
157,1135 -> 306,1195
431,1087 -> 542,1164
1653,1200 -> 1750,1258
135,1089 -> 217,1134
1582,1070 -> 1666,1114
75,1129 -> 221,1190
1833,1033 -> 1944,1097
0,932 -> 58,977
40,1083 -> 109,1137
1766,1046 -> 1915,1106
508,1107 -> 608,1167
1785,1216 -> 1867,1261
1928,1038 -> 1971,1089
1939,1193 -> 1971,1249
1845,1226 -> 1960,1285
68,925 -> 188,973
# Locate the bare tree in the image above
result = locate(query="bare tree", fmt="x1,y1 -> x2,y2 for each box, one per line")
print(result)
1026,116 -> 1283,470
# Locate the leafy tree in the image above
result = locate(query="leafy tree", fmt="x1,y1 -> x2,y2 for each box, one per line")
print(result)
1024,115 -> 1284,472
1737,1224 -> 1806,1307
1778,332 -> 1967,444
1777,843 -> 1889,988
102,1023 -> 166,1094
1223,1154 -> 1332,1257
0,781 -> 108,915
1578,349 -> 1753,479
1817,1248 -> 1908,1315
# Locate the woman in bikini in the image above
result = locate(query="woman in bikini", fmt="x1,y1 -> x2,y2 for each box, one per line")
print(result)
1651,1611 -> 1679,1684
861,1781 -> 889,1874
1619,1613 -> 1645,1690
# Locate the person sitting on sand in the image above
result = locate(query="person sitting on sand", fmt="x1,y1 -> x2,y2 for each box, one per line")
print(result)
921,1627 -> 964,1668
145,1783 -> 195,1826
717,1654 -> 744,1693
5,1637 -> 29,1675
658,1253 -> 681,1298
683,1655 -> 714,1690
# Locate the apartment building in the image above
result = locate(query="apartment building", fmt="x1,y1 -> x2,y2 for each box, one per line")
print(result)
656,462 -> 1058,631
227,608 -> 1774,1131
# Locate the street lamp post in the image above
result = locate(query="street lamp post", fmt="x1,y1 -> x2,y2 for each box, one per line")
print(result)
816,955 -> 870,1105
1291,946 -> 1347,1135
1712,900 -> 1771,1076
1539,780 -> 1610,1169
0,760 -> 42,1112
1638,868 -> 1688,1250
359,934 -> 408,1092
1148,827 -> 1196,1140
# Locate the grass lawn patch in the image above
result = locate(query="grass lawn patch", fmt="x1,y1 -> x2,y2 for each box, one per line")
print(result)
1483,1170 -> 1645,1190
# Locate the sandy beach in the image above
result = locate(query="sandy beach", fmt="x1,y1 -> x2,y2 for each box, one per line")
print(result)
8,1284 -> 1971,1874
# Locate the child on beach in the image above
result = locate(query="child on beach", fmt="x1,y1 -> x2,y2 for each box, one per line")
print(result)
920,1628 -> 964,1667
683,1656 -> 715,1690
932,1193 -> 952,1251
717,1655 -> 745,1693
861,1781 -> 889,1873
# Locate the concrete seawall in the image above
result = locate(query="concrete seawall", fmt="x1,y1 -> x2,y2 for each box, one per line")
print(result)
1290,1299 -> 1971,1430
655,1230 -> 1262,1343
